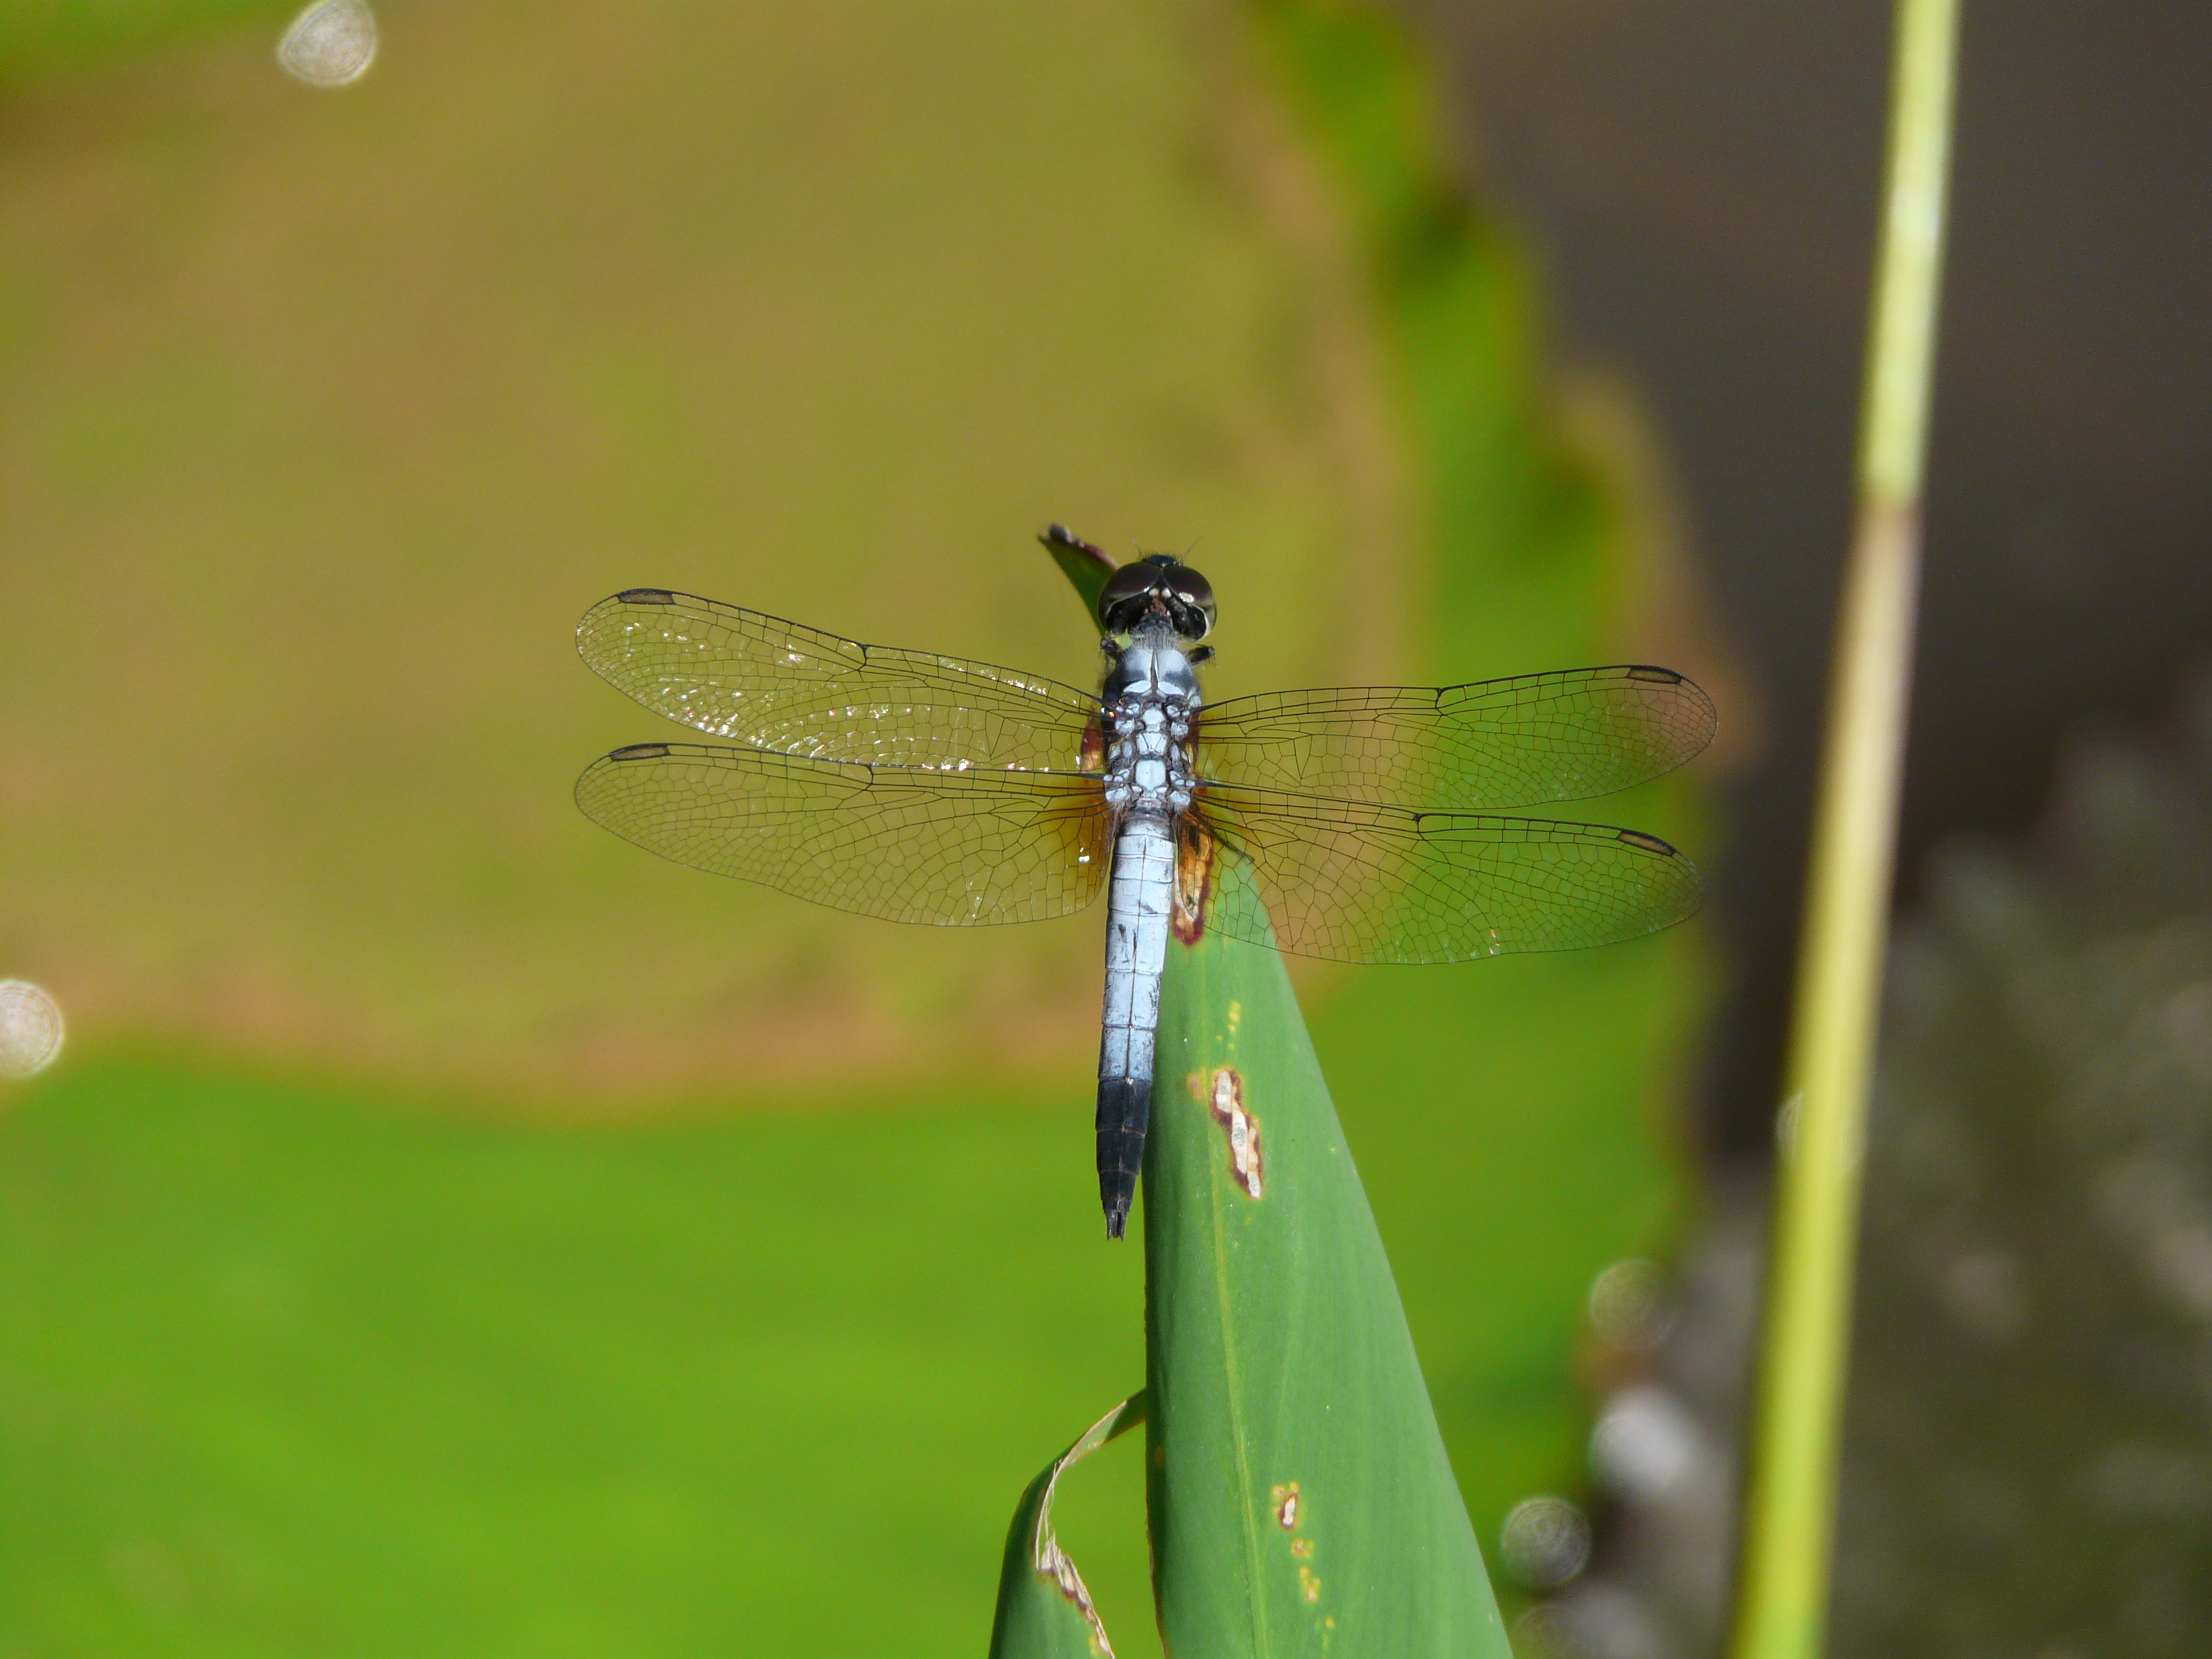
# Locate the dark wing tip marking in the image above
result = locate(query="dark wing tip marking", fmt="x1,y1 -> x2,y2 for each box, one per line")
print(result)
607,743 -> 671,761
1616,827 -> 1679,855
615,588 -> 679,605
1625,664 -> 1685,684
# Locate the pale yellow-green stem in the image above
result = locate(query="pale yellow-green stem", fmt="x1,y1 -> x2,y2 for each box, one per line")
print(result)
1727,1 -> 1962,1656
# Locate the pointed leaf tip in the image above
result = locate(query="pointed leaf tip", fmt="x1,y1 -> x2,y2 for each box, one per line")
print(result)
1039,524 -> 1117,635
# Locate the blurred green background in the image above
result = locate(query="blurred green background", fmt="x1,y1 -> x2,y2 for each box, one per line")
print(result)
0,1 -> 1712,1653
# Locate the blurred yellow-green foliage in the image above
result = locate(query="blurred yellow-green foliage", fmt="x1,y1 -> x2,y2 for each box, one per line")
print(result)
0,1 -> 1710,1652
3,0 -> 1412,1091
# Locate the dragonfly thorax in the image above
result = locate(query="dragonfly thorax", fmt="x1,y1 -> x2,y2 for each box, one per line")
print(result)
1101,625 -> 1201,821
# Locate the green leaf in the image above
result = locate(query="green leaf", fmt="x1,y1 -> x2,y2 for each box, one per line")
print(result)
988,1391 -> 1149,1659
1036,524 -> 1118,636
1144,908 -> 1513,1658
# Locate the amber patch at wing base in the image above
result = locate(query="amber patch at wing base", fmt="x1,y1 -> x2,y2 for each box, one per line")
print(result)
1172,815 -> 1217,943
1038,787 -> 1116,887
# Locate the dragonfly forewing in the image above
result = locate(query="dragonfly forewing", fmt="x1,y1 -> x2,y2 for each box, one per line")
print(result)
1195,665 -> 1716,811
576,741 -> 1112,925
578,590 -> 1103,773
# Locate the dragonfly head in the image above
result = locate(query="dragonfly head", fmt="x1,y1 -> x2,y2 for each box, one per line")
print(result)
1098,554 -> 1217,642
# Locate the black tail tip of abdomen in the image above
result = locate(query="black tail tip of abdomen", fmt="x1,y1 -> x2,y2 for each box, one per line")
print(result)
1095,1076 -> 1152,1241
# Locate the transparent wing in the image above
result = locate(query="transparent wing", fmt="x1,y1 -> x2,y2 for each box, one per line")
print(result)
1195,666 -> 1716,810
1188,783 -> 1701,964
578,590 -> 1103,772
576,743 -> 1111,925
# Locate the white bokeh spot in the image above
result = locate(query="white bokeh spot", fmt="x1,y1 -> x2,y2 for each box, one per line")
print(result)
0,981 -> 64,1079
1591,1385 -> 1702,1500
279,0 -> 380,88
1500,1494 -> 1592,1589
1586,1256 -> 1673,1348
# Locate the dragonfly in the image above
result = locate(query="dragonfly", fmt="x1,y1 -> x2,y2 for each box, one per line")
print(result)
574,525 -> 1714,1238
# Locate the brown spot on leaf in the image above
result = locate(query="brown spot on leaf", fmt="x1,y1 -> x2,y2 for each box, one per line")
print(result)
1029,1396 -> 1145,1659
1171,816 -> 1216,943
1206,1067 -> 1262,1199
1273,1481 -> 1300,1529
1039,1543 -> 1111,1654
1298,1565 -> 1322,1604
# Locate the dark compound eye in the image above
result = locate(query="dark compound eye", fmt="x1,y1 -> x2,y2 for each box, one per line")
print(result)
1095,556 -> 1218,640
1162,567 -> 1216,640
1097,561 -> 1160,634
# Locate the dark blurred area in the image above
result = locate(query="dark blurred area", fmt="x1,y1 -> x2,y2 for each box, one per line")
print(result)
1408,0 -> 2212,1157
1834,687 -> 2212,1657
1542,678 -> 2212,1659
1404,7 -> 2212,1652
